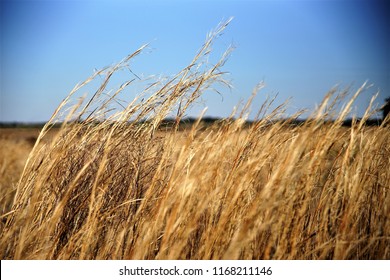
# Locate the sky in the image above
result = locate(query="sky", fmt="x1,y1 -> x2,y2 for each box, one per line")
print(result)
1,0 -> 389,122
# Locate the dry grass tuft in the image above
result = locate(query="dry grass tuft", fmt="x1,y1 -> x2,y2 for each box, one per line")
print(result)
1,20 -> 389,259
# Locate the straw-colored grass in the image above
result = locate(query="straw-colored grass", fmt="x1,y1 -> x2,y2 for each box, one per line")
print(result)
1,20 -> 389,259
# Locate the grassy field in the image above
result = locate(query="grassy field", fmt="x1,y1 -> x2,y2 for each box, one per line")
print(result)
1,21 -> 389,259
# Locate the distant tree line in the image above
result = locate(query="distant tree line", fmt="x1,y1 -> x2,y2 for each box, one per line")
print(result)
382,97 -> 390,121
1,98 -> 390,128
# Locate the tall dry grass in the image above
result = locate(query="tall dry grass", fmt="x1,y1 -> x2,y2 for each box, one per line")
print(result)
1,20 -> 389,259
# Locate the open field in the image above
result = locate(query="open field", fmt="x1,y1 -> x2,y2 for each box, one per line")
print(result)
1,118 -> 389,260
1,21 -> 389,259
1,117 -> 389,260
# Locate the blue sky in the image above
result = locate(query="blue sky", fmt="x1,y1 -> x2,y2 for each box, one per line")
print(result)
1,0 -> 389,122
